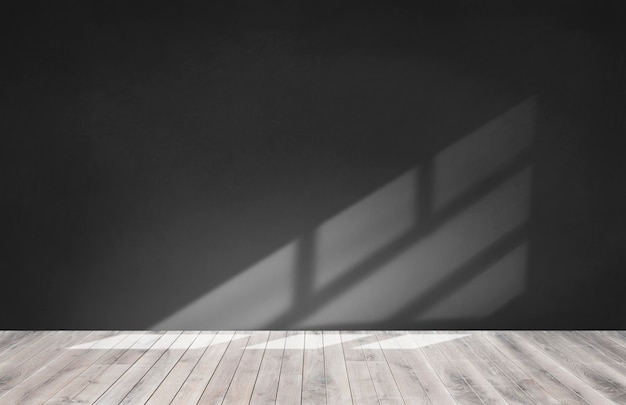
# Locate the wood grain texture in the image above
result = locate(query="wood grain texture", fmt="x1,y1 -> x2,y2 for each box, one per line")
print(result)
145,332 -> 217,404
249,330 -> 286,405
93,331 -> 181,405
435,334 -> 508,405
0,331 -> 74,382
389,331 -> 455,405
71,332 -> 165,404
222,331 -> 270,405
503,331 -> 616,405
417,334 -> 484,404
2,330 -> 117,404
0,331 -> 36,360
359,332 -> 404,405
484,331 -> 591,404
447,333 -> 534,405
322,331 -> 352,405
572,331 -> 626,368
170,331 -> 236,405
302,331 -> 326,405
275,331 -> 305,405
372,331 -> 430,404
196,331 -> 251,405
458,332 -> 560,405
1,330 -> 625,404
0,331 -> 92,398
119,332 -> 199,405
604,331 -> 626,348
342,331 -> 379,404
43,331 -> 146,404
519,331 -> 626,403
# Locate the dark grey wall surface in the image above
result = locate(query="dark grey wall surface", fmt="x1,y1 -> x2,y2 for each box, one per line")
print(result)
2,0 -> 624,329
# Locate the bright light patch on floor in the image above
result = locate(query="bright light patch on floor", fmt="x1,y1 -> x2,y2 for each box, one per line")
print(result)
69,333 -> 250,350
69,334 -> 134,350
360,333 -> 471,349
70,332 -> 472,351
245,332 -> 472,350
246,333 -> 368,349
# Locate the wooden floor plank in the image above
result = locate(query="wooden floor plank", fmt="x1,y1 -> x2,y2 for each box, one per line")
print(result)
389,332 -> 455,405
1,331 -> 118,404
170,331 -> 236,405
345,361 -> 379,405
0,331 -> 35,358
497,331 -> 617,404
222,330 -> 270,405
0,331 -> 93,397
0,331 -> 63,377
145,332 -> 217,404
322,331 -> 353,405
90,332 -> 180,405
459,333 -> 560,405
275,331 -> 305,405
249,330 -> 287,405
43,332 -> 147,404
119,332 -> 199,404
196,330 -> 252,405
341,332 -> 378,405
519,331 -> 626,403
0,331 -> 48,365
359,332 -> 405,405
302,331 -> 327,405
572,331 -> 626,366
414,333 -> 484,405
3,330 -> 626,404
69,332 -> 163,404
546,331 -> 626,385
603,331 -> 626,349
436,334 -> 509,405
66,333 -> 162,404
373,331 -> 430,404
484,331 -> 590,404
446,333 -> 535,405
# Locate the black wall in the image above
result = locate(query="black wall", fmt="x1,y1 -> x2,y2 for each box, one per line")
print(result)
2,0 -> 625,329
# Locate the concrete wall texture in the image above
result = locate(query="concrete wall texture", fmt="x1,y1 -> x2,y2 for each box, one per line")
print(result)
2,0 -> 625,329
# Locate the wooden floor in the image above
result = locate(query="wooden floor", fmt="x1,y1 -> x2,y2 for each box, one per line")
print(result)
0,331 -> 625,404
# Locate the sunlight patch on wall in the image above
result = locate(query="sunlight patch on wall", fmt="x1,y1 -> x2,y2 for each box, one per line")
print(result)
150,96 -> 536,329
433,98 -> 534,210
313,169 -> 418,291
295,167 -> 531,327
152,241 -> 297,330
416,242 -> 528,320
